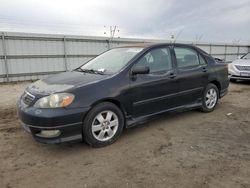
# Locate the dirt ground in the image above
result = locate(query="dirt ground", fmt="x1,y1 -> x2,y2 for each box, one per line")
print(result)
0,81 -> 250,188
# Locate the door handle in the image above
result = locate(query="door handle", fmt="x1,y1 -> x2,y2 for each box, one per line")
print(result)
168,72 -> 176,79
202,67 -> 207,72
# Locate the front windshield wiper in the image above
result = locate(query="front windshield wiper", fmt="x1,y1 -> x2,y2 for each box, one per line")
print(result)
74,68 -> 105,75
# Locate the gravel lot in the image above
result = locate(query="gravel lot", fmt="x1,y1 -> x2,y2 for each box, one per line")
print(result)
0,81 -> 250,188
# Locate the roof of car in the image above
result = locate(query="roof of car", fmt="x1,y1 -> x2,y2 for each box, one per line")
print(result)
115,43 -> 210,56
116,42 -> 195,49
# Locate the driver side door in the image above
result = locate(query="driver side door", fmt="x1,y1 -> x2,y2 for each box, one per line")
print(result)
129,47 -> 179,118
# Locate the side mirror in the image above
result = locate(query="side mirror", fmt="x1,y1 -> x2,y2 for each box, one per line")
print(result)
132,66 -> 150,75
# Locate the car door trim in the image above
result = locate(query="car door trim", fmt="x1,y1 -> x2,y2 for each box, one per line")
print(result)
178,65 -> 206,71
133,86 -> 204,106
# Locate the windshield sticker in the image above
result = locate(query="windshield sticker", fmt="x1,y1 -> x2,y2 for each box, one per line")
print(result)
126,48 -> 143,53
97,68 -> 106,72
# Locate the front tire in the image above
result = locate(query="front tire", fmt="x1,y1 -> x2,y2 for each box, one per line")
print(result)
82,102 -> 124,147
200,83 -> 219,112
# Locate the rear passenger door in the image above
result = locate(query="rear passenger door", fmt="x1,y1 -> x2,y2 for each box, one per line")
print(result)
174,46 -> 209,106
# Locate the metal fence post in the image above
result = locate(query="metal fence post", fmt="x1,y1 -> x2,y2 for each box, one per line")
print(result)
106,39 -> 111,50
209,44 -> 212,55
63,36 -> 68,71
1,32 -> 9,82
224,44 -> 227,61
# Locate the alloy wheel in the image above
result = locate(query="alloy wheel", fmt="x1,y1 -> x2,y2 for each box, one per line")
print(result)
205,88 -> 218,109
91,110 -> 119,141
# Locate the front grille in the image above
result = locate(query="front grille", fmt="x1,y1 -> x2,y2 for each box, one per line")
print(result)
235,65 -> 250,71
22,91 -> 35,106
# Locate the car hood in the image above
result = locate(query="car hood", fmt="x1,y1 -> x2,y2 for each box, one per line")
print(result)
28,71 -> 110,95
231,59 -> 250,66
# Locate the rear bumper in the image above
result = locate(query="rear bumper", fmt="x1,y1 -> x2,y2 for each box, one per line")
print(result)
17,99 -> 90,144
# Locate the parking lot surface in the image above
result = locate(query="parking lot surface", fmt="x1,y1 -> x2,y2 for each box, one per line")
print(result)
0,81 -> 250,188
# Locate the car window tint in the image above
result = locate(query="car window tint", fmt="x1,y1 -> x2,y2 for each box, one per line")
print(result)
199,54 -> 207,65
136,48 -> 172,74
175,47 -> 199,67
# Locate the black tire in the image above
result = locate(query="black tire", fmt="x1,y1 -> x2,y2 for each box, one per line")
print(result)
200,83 -> 219,113
82,102 -> 124,147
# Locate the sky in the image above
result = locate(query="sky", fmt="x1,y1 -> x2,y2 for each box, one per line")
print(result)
0,0 -> 249,43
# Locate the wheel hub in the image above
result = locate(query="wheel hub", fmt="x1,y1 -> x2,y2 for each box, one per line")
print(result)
102,121 -> 109,126
102,121 -> 110,129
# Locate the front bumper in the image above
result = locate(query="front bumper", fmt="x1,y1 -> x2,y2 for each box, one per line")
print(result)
229,75 -> 250,81
228,66 -> 250,80
17,99 -> 90,144
21,122 -> 83,144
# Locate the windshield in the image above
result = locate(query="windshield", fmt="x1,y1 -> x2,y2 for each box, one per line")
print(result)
242,53 -> 250,59
80,48 -> 143,74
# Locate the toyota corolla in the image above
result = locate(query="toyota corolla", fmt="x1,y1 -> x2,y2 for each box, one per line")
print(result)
17,43 -> 229,147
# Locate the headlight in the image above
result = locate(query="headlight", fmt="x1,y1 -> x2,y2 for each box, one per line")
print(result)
228,64 -> 238,72
228,63 -> 234,70
34,93 -> 75,108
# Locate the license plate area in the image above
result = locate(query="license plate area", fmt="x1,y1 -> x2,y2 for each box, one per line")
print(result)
240,72 -> 250,77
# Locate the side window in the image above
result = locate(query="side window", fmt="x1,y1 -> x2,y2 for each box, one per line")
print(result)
136,48 -> 172,74
174,47 -> 199,67
199,54 -> 207,65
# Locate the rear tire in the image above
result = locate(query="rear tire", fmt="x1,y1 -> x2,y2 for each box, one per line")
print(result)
82,102 -> 124,147
200,83 -> 219,113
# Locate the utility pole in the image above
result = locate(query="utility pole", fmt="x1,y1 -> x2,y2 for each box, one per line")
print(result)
104,25 -> 120,49
173,29 -> 183,43
194,34 -> 203,44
